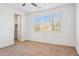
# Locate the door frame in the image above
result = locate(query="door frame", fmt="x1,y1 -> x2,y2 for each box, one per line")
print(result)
14,14 -> 22,41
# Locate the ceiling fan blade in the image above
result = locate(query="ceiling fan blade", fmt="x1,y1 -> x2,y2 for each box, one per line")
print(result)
22,3 -> 26,6
31,3 -> 38,7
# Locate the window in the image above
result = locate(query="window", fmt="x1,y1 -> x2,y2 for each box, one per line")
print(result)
34,13 -> 61,32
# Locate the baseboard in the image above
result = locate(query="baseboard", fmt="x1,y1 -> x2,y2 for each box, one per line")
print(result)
18,39 -> 29,41
0,41 -> 14,48
23,39 -> 75,47
17,39 -> 75,47
75,47 -> 79,55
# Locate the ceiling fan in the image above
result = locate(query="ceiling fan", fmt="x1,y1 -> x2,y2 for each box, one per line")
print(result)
22,3 -> 41,8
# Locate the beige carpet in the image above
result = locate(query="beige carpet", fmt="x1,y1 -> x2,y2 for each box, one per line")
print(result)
0,40 -> 78,56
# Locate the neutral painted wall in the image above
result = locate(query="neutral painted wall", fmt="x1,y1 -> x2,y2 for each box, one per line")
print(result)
76,3 -> 79,54
28,4 -> 75,46
0,3 -> 76,49
0,4 -> 27,48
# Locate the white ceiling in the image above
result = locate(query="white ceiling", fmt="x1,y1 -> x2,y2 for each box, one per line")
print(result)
2,3 -> 69,13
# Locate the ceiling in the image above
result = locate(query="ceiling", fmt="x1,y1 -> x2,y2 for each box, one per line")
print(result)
2,3 -> 69,13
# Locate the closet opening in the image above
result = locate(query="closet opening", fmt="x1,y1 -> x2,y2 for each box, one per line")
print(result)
14,14 -> 22,43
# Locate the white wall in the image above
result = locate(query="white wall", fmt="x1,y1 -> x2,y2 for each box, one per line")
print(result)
0,4 -> 27,48
0,3 -> 76,48
76,3 -> 79,54
21,13 -> 28,41
28,4 -> 75,46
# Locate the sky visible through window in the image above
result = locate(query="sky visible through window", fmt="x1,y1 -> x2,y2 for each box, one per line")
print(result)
34,13 -> 61,23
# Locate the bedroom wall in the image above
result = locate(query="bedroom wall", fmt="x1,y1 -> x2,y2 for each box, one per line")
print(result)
28,4 -> 75,46
76,3 -> 79,54
0,3 -> 76,48
0,4 -> 28,48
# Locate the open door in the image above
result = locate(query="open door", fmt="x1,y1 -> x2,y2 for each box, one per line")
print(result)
14,14 -> 21,41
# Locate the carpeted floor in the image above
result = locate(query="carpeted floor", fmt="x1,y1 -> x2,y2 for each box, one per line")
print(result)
0,40 -> 78,56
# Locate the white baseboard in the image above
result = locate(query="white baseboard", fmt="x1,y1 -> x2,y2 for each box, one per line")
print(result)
0,41 -> 14,48
75,47 -> 79,55
22,39 -> 75,47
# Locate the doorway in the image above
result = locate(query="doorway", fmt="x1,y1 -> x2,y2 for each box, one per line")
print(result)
14,14 -> 21,42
